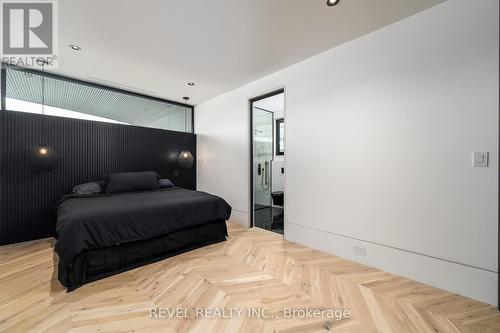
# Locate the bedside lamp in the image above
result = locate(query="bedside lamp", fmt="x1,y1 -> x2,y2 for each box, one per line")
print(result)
178,150 -> 194,168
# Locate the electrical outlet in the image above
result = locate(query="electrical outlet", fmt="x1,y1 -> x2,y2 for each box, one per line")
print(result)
353,246 -> 366,257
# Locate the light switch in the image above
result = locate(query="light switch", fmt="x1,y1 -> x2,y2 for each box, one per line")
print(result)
473,152 -> 489,167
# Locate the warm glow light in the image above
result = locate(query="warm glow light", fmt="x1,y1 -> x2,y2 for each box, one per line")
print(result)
39,148 -> 48,155
178,150 -> 193,168
327,0 -> 340,6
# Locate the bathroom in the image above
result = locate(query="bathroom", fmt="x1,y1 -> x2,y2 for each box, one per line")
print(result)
251,89 -> 285,235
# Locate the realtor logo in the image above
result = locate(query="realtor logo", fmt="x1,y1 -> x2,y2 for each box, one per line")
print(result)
1,0 -> 58,67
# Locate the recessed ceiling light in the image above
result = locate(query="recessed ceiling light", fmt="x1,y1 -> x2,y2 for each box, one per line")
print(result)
187,82 -> 195,86
326,0 -> 340,6
183,96 -> 190,102
36,58 -> 49,66
69,44 -> 81,51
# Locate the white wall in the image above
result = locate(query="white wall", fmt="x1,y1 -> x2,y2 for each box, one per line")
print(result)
195,0 -> 499,305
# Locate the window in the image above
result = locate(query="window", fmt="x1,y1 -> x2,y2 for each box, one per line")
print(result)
0,65 -> 193,133
275,118 -> 284,155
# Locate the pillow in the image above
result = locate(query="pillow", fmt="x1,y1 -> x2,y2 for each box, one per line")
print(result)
159,178 -> 174,189
73,181 -> 105,195
106,171 -> 159,194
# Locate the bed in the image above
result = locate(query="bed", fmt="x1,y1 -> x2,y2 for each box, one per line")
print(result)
55,182 -> 232,291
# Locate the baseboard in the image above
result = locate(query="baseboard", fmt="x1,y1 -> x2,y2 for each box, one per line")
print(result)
228,209 -> 249,227
285,222 -> 498,306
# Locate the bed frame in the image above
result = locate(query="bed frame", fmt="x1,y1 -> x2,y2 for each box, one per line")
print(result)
58,220 -> 228,291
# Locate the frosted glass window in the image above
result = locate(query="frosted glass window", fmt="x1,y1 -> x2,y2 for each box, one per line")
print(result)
2,66 -> 193,133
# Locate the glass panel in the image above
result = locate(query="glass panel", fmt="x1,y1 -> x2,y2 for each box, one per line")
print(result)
4,66 -> 192,133
253,106 -> 273,230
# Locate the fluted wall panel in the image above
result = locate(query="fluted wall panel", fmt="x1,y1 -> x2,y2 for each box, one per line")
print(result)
0,110 -> 196,245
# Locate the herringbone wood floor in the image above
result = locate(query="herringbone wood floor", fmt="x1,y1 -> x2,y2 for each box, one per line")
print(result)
1,223 -> 499,332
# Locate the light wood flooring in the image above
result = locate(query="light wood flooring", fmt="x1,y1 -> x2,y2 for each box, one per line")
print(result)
0,223 -> 499,332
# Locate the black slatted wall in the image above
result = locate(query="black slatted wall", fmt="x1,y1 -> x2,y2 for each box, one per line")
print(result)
0,110 -> 196,245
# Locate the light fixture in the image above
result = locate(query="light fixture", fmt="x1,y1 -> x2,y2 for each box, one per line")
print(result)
36,58 -> 49,66
35,58 -> 48,115
178,96 -> 194,168
29,145 -> 58,171
178,150 -> 194,168
69,44 -> 81,51
187,82 -> 195,86
326,0 -> 340,6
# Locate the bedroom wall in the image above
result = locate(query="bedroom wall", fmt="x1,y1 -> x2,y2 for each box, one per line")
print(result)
0,110 -> 197,245
195,0 -> 499,305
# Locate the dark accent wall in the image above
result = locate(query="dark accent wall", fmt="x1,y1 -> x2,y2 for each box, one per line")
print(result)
0,110 -> 196,245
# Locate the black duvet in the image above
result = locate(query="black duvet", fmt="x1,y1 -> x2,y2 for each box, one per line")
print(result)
55,188 -> 232,266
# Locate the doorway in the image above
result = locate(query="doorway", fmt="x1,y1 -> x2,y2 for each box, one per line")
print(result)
250,89 -> 285,235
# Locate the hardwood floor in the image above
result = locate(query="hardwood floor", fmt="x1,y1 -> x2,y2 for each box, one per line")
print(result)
0,223 -> 499,332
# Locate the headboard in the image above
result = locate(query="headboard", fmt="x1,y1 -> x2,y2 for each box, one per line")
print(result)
0,110 -> 196,244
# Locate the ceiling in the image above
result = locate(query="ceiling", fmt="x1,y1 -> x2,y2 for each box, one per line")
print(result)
53,0 -> 442,105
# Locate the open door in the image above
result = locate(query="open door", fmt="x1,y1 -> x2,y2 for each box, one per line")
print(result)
250,88 -> 285,234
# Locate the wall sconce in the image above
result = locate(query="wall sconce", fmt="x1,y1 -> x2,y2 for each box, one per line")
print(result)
178,150 -> 194,168
28,145 -> 58,171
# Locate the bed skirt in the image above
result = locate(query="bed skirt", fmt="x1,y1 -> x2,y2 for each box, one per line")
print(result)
58,220 -> 228,291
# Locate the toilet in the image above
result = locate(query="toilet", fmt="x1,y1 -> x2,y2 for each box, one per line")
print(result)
271,191 -> 284,231
271,191 -> 284,206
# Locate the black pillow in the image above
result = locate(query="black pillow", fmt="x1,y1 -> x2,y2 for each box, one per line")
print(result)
106,171 -> 159,194
73,181 -> 105,195
159,178 -> 174,188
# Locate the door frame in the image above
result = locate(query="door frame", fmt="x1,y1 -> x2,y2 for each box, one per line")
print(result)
249,88 -> 285,228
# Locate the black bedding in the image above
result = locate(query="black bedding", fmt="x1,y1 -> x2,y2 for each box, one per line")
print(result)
60,220 -> 228,290
55,187 -> 231,289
